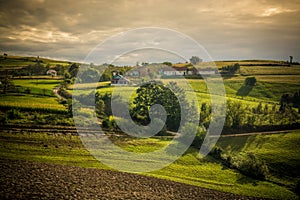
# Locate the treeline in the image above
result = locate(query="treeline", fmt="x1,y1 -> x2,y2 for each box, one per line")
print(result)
62,63 -> 132,86
210,148 -> 269,180
10,63 -> 66,77
280,90 -> 300,113
72,83 -> 300,135
220,63 -> 240,74
200,100 -> 299,134
0,108 -> 72,126
72,81 -> 198,135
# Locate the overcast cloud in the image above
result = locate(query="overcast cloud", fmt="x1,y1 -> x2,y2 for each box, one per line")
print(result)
0,0 -> 299,63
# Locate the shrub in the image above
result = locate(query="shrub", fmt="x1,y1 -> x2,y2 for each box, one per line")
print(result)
191,127 -> 206,148
245,76 -> 257,86
232,152 -> 269,180
101,115 -> 117,130
209,149 -> 269,180
7,109 -> 23,119
33,112 -> 46,124
0,114 -> 8,125
25,88 -> 31,94
59,99 -> 68,105
209,147 -> 223,160
58,88 -> 72,99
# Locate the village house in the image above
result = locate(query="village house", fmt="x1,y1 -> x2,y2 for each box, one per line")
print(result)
197,69 -> 218,75
111,74 -> 130,86
46,69 -> 57,76
161,65 -> 217,77
161,66 -> 187,76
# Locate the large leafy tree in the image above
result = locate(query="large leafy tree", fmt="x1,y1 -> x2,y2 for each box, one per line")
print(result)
68,63 -> 80,78
131,81 -> 194,131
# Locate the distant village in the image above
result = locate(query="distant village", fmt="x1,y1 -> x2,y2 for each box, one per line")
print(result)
110,56 -> 218,86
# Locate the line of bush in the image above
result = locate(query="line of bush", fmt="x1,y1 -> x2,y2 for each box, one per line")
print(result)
0,108 -> 73,126
210,147 -> 269,180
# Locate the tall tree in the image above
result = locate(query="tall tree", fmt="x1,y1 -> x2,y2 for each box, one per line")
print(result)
189,56 -> 202,65
131,81 -> 193,131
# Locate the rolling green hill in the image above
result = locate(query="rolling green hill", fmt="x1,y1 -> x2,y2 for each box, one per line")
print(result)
0,55 -> 70,69
0,56 -> 299,199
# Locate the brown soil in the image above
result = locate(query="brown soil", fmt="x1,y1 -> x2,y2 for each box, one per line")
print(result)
0,159 -> 267,200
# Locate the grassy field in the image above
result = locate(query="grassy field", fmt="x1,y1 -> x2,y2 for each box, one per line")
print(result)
0,94 -> 66,113
0,56 -> 70,69
0,78 -> 65,113
239,65 -> 300,75
1,59 -> 300,199
0,131 -> 297,199
90,78 -> 297,109
217,132 -> 300,190
13,79 -> 62,96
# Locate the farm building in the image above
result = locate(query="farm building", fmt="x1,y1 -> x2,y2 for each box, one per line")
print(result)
162,66 -> 187,76
162,66 -> 197,76
46,69 -> 57,76
161,66 -> 217,76
111,74 -> 130,86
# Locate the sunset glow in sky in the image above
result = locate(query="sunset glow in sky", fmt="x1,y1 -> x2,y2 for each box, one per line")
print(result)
0,0 -> 299,62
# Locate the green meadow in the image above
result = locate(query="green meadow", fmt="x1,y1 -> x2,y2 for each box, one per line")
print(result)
0,58 -> 299,199
0,131 -> 297,199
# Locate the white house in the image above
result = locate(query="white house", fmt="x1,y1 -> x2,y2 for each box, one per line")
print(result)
162,67 -> 188,76
111,74 -> 130,86
46,69 -> 57,76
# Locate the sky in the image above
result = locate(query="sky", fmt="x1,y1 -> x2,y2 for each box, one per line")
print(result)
0,0 -> 299,64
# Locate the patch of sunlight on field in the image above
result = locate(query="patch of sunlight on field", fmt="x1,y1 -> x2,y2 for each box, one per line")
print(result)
69,81 -> 110,90
256,75 -> 300,83
240,65 -> 300,75
0,94 -> 66,111
14,79 -> 62,90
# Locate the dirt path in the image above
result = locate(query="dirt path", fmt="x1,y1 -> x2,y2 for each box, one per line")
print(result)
53,86 -> 66,101
0,159 -> 266,200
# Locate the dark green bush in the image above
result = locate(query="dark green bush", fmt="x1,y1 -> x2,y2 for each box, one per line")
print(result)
209,147 -> 223,160
0,114 -> 8,125
7,109 -> 23,119
101,115 -> 117,130
210,148 -> 269,180
25,88 -> 31,94
232,152 -> 269,180
33,112 -> 46,124
245,76 -> 257,86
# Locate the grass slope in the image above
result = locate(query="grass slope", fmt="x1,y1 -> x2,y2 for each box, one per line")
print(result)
13,79 -> 62,96
0,56 -> 70,69
0,132 -> 297,199
216,131 -> 300,191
